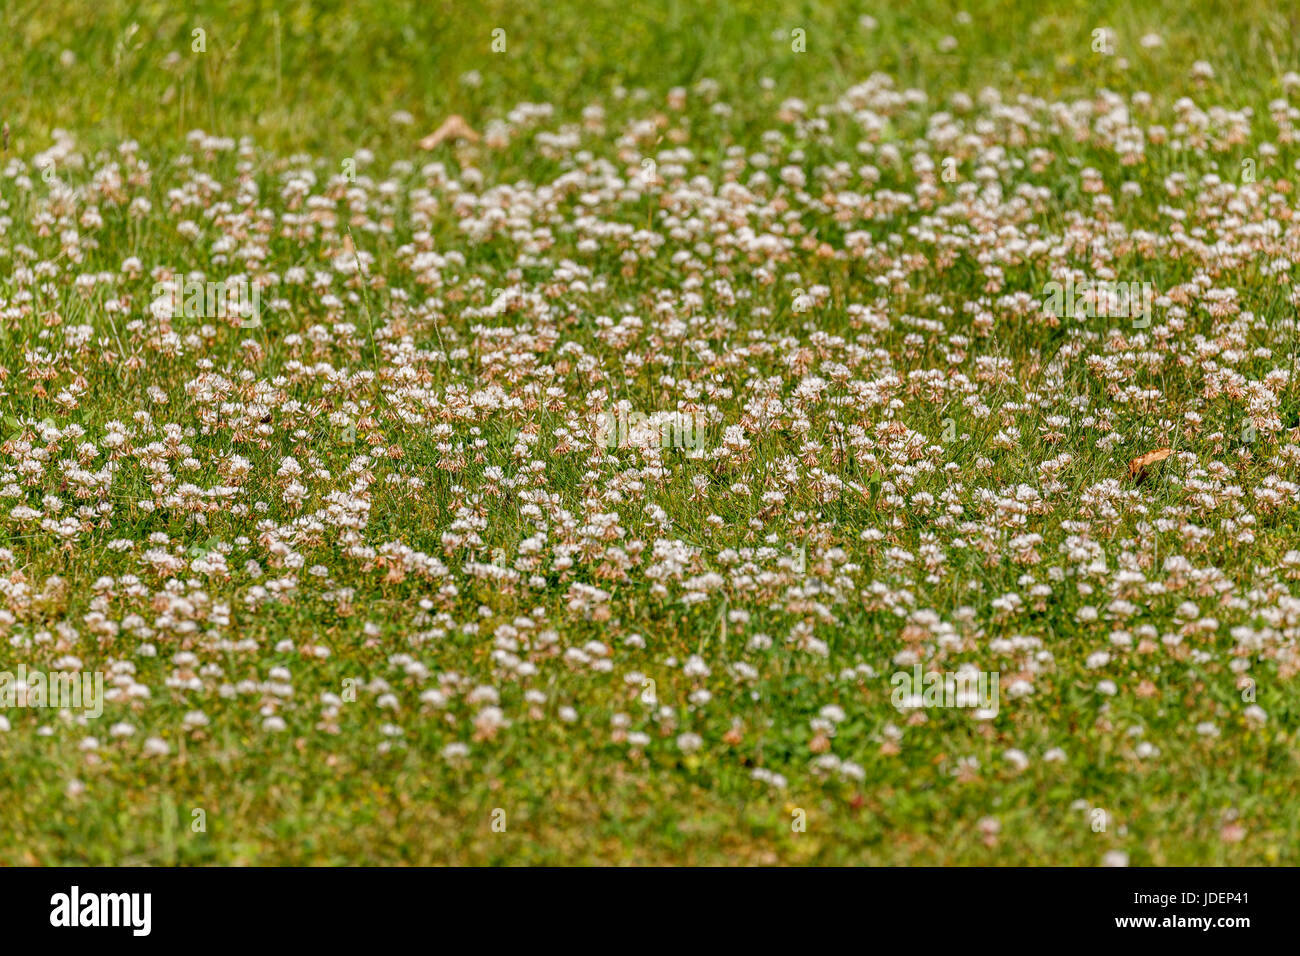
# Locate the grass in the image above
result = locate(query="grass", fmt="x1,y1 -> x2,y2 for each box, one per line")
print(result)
0,0 -> 1298,865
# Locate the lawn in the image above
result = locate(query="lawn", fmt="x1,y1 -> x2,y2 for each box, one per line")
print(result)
1,0 -> 1299,864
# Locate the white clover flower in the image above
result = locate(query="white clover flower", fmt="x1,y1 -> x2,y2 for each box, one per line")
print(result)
818,704 -> 846,724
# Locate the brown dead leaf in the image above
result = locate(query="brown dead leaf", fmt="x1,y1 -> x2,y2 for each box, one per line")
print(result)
418,115 -> 480,150
1129,447 -> 1171,484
